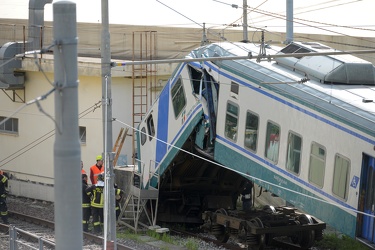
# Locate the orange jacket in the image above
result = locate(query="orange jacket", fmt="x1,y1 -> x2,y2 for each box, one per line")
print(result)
90,164 -> 104,184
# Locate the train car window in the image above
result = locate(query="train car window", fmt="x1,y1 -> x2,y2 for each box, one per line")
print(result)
225,102 -> 238,142
231,81 -> 239,95
308,142 -> 326,188
188,66 -> 203,95
171,77 -> 187,118
286,132 -> 302,175
265,122 -> 280,163
244,111 -> 258,152
332,154 -> 350,200
140,127 -> 147,145
147,115 -> 155,141
0,116 -> 18,134
79,126 -> 86,144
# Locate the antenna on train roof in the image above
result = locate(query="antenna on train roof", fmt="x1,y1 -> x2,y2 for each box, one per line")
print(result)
257,30 -> 267,63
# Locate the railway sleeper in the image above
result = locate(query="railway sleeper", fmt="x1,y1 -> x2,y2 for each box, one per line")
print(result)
201,205 -> 326,249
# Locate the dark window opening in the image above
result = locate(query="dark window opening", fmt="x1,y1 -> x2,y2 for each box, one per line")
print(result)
188,66 -> 203,95
141,127 -> 147,145
231,81 -> 239,95
0,116 -> 18,134
147,115 -> 155,141
171,77 -> 186,118
79,126 -> 86,143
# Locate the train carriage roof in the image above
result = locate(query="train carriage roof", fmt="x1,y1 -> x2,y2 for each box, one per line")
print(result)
188,42 -> 375,137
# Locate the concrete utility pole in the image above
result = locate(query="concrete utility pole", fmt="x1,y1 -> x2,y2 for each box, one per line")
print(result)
243,0 -> 248,42
286,0 -> 293,44
53,1 -> 82,249
101,0 -> 116,249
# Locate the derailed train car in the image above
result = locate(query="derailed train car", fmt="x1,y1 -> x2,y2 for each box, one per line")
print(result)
135,41 -> 375,248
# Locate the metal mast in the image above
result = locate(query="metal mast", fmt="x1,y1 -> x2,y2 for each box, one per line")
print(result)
101,0 -> 116,249
53,1 -> 81,249
243,0 -> 248,42
286,0 -> 293,44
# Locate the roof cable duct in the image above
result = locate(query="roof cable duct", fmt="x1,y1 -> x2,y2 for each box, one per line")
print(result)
0,0 -> 52,89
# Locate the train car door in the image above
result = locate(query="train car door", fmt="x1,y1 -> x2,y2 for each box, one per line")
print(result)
359,154 -> 375,243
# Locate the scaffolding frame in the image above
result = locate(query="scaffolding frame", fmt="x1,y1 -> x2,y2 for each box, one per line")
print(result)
117,160 -> 159,232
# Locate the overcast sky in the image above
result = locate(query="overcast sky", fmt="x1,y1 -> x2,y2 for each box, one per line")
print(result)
2,0 -> 375,37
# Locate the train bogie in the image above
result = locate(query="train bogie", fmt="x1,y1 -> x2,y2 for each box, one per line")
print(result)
201,206 -> 326,249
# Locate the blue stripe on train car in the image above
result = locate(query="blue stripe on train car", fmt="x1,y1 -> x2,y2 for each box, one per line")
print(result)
155,82 -> 170,166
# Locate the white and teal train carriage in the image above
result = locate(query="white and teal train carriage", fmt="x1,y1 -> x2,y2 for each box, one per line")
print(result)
135,40 -> 375,247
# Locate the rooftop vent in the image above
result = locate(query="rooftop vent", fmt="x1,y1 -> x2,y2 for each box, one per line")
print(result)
275,42 -> 375,85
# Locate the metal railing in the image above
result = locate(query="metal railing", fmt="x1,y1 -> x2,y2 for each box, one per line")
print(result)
9,225 -> 55,250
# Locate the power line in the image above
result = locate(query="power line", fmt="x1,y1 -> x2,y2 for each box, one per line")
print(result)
0,101 -> 102,166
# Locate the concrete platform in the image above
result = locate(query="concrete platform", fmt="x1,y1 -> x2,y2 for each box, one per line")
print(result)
138,235 -> 187,250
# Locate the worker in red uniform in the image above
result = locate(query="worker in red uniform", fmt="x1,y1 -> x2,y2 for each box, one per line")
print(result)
81,160 -> 86,175
90,155 -> 104,185
0,170 -> 9,224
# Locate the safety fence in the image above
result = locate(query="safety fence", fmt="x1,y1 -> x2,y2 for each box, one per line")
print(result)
9,225 -> 55,250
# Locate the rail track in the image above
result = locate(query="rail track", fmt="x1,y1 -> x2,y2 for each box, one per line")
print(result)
0,211 -> 138,250
1,210 -> 244,250
0,204 -> 324,250
171,227 -> 320,250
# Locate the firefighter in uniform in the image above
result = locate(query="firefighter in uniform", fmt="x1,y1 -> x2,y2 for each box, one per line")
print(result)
0,171 -> 9,224
90,155 -> 104,185
114,184 -> 124,222
86,174 -> 104,233
82,173 -> 91,232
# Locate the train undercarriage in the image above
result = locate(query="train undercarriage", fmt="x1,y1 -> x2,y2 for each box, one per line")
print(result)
202,206 -> 325,249
155,137 -> 326,249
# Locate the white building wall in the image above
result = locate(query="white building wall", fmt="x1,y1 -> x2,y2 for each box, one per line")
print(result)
0,56 -> 173,199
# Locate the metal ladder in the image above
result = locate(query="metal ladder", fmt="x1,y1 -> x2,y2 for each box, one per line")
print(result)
112,127 -> 128,166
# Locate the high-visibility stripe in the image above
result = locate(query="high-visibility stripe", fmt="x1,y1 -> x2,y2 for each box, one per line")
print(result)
91,203 -> 104,208
0,176 -> 6,183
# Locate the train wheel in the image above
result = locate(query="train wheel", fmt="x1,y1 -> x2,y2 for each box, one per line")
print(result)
212,208 -> 229,243
297,214 -> 315,249
247,217 -> 266,250
263,205 -> 276,214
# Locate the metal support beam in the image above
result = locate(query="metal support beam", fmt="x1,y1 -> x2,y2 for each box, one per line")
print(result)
101,0 -> 116,249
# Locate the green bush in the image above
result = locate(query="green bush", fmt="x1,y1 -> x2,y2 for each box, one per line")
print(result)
314,233 -> 368,250
185,237 -> 199,250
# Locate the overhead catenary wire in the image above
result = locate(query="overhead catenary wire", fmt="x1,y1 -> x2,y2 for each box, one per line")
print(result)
0,100 -> 102,167
243,2 -> 375,45
212,0 -> 375,51
124,0 -> 375,66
